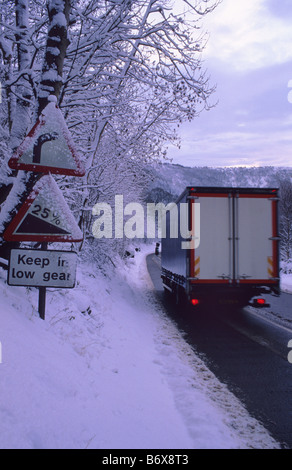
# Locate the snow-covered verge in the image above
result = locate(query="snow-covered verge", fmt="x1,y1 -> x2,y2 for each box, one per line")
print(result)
281,261 -> 292,294
281,275 -> 292,294
0,244 -> 279,449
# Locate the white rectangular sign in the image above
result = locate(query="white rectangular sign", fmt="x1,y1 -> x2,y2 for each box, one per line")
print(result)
8,249 -> 77,288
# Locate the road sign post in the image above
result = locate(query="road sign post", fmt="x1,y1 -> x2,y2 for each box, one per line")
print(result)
38,242 -> 48,320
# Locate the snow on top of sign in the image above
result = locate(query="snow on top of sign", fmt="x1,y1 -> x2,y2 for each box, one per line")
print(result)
41,101 -> 60,117
32,174 -> 83,240
48,95 -> 58,103
39,102 -> 72,140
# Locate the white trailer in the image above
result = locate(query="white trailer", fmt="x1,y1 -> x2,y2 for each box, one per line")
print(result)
161,187 -> 280,308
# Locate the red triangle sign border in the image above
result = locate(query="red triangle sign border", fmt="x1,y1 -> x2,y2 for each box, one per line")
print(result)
4,174 -> 84,243
8,102 -> 86,177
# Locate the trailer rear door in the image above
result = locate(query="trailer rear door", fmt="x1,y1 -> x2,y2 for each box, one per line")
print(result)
191,193 -> 232,282
190,189 -> 278,285
235,194 -> 277,282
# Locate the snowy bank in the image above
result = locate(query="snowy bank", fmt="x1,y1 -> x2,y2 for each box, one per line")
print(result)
280,260 -> 292,294
0,245 -> 279,449
281,275 -> 292,294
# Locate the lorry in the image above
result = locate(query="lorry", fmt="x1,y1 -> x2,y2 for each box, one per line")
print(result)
161,186 -> 280,308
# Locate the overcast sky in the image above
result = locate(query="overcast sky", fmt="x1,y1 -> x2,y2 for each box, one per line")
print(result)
167,0 -> 292,168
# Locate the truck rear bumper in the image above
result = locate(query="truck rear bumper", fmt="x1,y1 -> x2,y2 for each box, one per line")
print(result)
187,283 -> 278,308
161,269 -> 279,308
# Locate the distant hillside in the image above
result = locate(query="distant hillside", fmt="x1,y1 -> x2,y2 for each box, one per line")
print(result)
146,164 -> 292,202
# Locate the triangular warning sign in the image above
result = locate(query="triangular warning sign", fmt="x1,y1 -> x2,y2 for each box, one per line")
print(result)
4,175 -> 83,242
8,101 -> 85,177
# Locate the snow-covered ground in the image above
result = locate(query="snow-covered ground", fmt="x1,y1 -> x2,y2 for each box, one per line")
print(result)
0,244 -> 280,449
281,260 -> 292,294
281,274 -> 292,294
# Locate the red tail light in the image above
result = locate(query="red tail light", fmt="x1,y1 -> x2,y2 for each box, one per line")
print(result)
256,298 -> 265,305
191,299 -> 200,306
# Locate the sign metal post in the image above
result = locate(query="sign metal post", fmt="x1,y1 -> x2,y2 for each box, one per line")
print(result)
38,242 -> 48,320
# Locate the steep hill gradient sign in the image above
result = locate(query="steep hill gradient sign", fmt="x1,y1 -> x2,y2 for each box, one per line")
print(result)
4,174 -> 83,243
8,102 -> 85,177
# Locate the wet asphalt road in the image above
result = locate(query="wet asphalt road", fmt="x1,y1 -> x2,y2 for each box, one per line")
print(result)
146,253 -> 292,449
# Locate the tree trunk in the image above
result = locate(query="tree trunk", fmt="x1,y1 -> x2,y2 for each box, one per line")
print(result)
38,0 -> 70,115
11,0 -> 33,151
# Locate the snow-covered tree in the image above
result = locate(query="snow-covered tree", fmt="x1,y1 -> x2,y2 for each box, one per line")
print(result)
0,0 -> 219,259
0,0 -> 71,258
